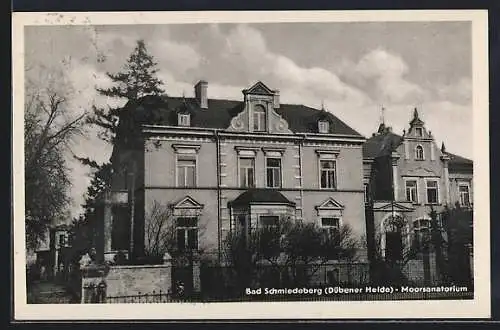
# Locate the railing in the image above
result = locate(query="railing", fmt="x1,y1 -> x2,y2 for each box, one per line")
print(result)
106,290 -> 174,303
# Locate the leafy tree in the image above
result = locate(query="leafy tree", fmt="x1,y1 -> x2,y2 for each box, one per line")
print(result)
72,40 -> 165,261
24,78 -> 85,251
440,204 -> 473,286
68,162 -> 112,263
87,39 -> 164,144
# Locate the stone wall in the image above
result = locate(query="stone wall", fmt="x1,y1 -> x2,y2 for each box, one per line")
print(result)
79,260 -> 173,302
105,264 -> 171,297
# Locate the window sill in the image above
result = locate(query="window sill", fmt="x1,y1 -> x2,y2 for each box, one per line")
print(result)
424,203 -> 442,206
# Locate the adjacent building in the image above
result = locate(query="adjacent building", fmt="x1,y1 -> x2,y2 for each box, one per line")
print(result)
362,108 -> 473,283
28,224 -> 72,280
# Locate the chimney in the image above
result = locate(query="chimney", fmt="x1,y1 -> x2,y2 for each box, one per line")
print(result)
273,90 -> 280,109
194,80 -> 208,109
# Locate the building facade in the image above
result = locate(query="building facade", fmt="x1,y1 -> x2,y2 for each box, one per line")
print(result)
102,81 -> 367,267
363,108 -> 473,284
28,224 -> 72,281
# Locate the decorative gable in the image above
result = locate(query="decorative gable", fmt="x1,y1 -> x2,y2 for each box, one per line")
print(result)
404,166 -> 439,177
372,201 -> 415,213
315,197 -> 344,217
172,196 -> 204,209
316,197 -> 344,210
227,81 -> 292,134
244,81 -> 274,96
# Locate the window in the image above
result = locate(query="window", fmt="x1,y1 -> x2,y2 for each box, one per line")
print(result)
426,180 -> 439,204
405,180 -> 418,203
176,217 -> 198,251
413,219 -> 431,248
259,215 -> 279,228
253,105 -> 266,132
177,156 -> 196,187
322,217 -> 339,231
239,158 -> 255,188
415,127 -> 423,137
459,184 -> 471,206
320,160 -> 336,189
415,145 -> 424,160
178,114 -> 191,126
59,234 -> 66,247
318,120 -> 329,133
266,158 -> 282,188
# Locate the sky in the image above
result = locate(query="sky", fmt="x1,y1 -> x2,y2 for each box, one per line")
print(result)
24,22 -> 473,220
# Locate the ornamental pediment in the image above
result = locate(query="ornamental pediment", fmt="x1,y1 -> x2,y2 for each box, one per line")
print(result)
373,201 -> 414,212
405,166 -> 439,177
172,196 -> 204,209
244,81 -> 274,95
316,197 -> 344,210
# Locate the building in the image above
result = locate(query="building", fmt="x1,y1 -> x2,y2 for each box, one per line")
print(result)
28,224 -> 72,281
362,108 -> 473,284
101,81 -> 368,272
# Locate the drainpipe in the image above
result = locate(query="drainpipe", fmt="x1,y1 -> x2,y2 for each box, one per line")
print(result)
298,133 -> 306,220
214,130 -> 222,264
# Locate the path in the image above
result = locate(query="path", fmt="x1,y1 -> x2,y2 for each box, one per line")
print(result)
27,280 -> 78,304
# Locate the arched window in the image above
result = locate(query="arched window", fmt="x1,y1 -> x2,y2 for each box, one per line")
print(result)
253,105 -> 266,132
415,145 -> 424,160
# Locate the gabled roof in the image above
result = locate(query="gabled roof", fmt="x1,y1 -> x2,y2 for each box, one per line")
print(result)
445,151 -> 473,173
445,151 -> 473,166
120,94 -> 362,136
229,189 -> 295,207
362,130 -> 403,159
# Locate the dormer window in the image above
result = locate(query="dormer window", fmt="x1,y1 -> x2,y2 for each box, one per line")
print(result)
253,105 -> 266,132
415,127 -> 423,137
178,114 -> 191,127
318,120 -> 329,133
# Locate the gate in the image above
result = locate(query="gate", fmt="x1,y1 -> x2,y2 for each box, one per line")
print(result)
172,265 -> 193,297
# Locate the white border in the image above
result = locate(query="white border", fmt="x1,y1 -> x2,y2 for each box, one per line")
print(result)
12,9 -> 490,320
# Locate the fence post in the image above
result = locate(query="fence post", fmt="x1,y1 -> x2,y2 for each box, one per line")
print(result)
192,259 -> 201,294
97,280 -> 107,303
163,252 -> 173,295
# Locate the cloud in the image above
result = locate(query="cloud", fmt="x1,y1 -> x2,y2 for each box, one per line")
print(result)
338,48 -> 427,104
435,77 -> 472,105
216,25 -> 370,106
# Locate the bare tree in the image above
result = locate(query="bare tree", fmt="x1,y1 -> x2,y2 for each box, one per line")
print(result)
143,200 -> 208,262
24,71 -> 85,251
144,200 -> 176,259
224,217 -> 360,287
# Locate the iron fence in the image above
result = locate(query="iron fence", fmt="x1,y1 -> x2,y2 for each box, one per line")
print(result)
106,290 -> 174,303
